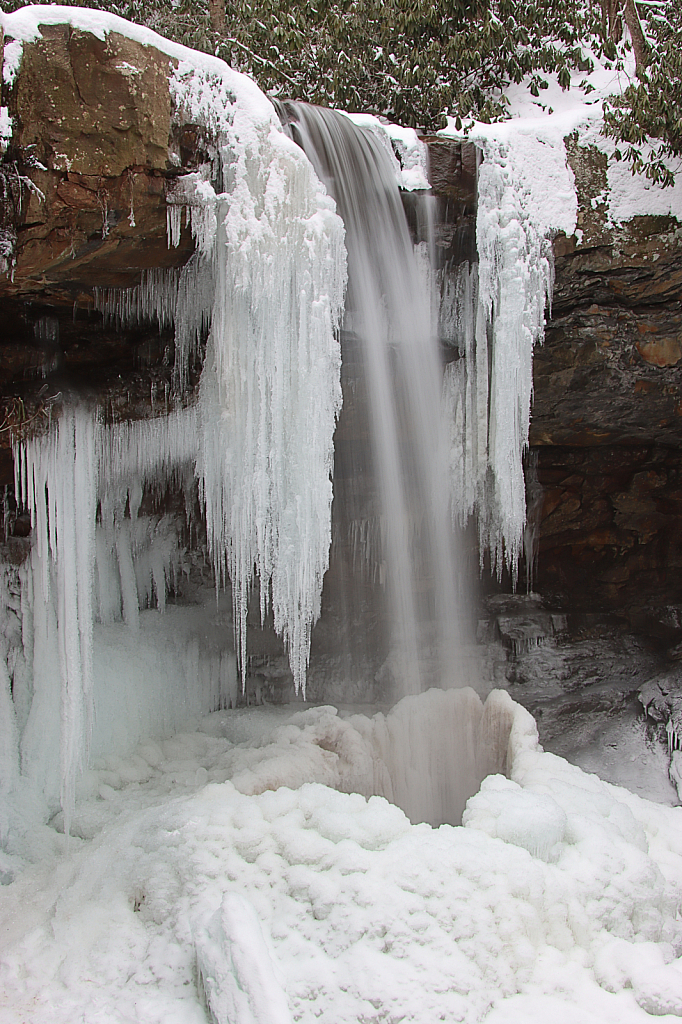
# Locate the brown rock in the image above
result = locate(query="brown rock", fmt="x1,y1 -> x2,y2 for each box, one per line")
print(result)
1,25 -> 200,299
422,139 -> 477,201
636,336 -> 682,367
11,25 -> 173,177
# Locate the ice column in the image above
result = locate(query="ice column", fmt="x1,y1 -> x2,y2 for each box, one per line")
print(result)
170,63 -> 347,695
446,132 -> 575,580
17,409 -> 98,831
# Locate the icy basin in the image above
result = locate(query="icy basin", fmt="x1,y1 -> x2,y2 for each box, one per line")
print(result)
2,688 -> 682,1024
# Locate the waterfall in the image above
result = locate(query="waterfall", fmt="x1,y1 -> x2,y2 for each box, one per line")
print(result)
0,93 -> 560,834
282,103 -> 470,696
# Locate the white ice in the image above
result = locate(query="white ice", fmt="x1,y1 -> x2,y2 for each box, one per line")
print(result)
93,44 -> 348,703
441,125 -> 574,579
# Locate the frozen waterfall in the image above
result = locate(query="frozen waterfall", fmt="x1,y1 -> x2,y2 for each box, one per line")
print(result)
4,63 -> 347,831
0,91 -> 561,833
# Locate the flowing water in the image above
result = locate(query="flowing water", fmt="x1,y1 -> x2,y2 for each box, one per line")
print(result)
281,103 -> 471,697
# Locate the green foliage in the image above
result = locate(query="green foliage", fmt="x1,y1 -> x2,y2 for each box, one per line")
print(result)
602,3 -> 682,187
0,0 -> 601,129
0,0 -> 680,183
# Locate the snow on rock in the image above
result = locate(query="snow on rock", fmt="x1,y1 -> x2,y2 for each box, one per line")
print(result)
0,106 -> 12,155
605,152 -> 682,224
1,690 -> 682,1024
576,120 -> 682,226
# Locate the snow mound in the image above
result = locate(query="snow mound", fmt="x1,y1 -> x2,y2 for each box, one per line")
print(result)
464,774 -> 567,862
1,690 -> 682,1024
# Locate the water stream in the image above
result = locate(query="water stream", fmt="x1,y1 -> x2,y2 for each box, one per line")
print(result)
282,102 -> 470,697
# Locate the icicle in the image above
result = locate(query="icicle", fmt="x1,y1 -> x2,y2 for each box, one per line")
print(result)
17,408 -> 99,833
172,254 -> 215,394
444,133 -> 565,584
183,88 -> 346,697
94,268 -> 180,331
166,205 -> 184,248
99,405 -> 198,492
98,76 -> 347,699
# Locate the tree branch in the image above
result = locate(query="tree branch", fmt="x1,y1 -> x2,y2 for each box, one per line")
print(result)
623,0 -> 649,76
209,0 -> 226,35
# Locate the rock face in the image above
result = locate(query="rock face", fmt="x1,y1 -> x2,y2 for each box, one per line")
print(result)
0,21 -> 200,477
2,20 -> 682,625
529,140 -> 682,612
2,24 -> 195,299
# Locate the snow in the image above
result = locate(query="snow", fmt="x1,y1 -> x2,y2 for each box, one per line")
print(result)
1,689 -> 682,1024
0,106 -> 12,156
195,892 -> 292,1024
344,112 -> 431,190
1,39 -> 22,86
441,46 -> 682,227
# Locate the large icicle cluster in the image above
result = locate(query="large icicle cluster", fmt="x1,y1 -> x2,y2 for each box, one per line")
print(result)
171,64 -> 347,695
98,60 -> 347,696
14,408 -> 199,828
443,130 -> 576,579
2,14 -> 346,831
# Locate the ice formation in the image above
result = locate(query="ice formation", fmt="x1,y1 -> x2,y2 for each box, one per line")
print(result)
195,892 -> 292,1024
442,177 -> 550,578
0,8 -> 348,831
2,689 -> 682,1024
0,9 -> 581,833
97,64 -> 347,700
12,408 -> 199,828
442,127 -> 576,579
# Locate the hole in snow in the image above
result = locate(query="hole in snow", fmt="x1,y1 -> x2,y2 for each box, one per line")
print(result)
327,687 -> 516,828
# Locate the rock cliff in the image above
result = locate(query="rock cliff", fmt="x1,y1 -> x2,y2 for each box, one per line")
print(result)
533,141 -> 682,611
2,18 -> 682,622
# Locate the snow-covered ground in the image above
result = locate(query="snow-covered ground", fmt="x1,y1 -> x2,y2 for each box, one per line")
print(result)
2,690 -> 682,1024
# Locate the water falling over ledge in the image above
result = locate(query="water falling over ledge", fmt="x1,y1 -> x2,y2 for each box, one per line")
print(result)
281,102 -> 472,698
1,94 -> 558,836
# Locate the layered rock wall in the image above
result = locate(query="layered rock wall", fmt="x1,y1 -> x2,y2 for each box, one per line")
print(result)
2,20 -> 682,620
531,142 -> 682,610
